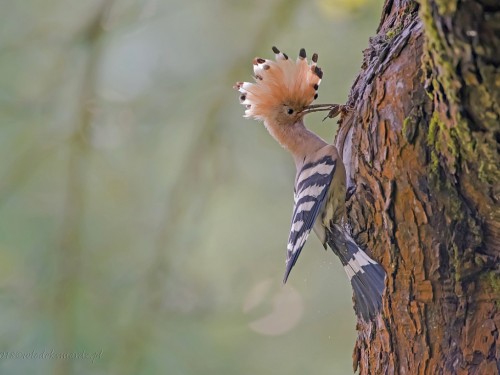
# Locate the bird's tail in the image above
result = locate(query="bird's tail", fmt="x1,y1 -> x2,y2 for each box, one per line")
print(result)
327,224 -> 386,322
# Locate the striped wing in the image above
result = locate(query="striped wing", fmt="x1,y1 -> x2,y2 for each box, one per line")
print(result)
283,156 -> 336,283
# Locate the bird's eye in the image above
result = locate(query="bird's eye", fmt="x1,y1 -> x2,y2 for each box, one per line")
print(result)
287,108 -> 294,115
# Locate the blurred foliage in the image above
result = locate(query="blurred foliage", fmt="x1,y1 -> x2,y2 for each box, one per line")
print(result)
0,0 -> 381,374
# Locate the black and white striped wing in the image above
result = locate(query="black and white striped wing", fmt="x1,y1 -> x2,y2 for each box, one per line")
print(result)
283,156 -> 336,283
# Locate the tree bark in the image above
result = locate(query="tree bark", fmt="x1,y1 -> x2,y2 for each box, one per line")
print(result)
335,0 -> 500,373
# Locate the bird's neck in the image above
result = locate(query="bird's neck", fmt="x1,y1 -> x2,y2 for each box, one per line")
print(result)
264,119 -> 328,167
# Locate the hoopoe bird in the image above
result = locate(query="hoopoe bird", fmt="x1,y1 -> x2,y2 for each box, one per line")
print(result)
234,47 -> 386,321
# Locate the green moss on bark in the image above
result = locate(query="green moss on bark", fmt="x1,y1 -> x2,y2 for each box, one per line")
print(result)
481,271 -> 500,294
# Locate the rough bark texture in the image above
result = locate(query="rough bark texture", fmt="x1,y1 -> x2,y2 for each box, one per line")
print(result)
335,0 -> 500,373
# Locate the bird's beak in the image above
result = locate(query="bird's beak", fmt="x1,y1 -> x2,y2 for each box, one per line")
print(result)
300,104 -> 351,120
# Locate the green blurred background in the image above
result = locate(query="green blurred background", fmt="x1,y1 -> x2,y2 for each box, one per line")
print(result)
0,0 -> 381,374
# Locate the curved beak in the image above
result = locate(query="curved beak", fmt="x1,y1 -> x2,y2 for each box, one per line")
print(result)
300,103 -> 351,120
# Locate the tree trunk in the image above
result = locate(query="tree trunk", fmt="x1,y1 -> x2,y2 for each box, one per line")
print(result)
335,0 -> 500,373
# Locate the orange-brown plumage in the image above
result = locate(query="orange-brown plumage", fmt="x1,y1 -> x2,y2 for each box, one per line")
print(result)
234,47 -> 326,161
234,47 -> 322,123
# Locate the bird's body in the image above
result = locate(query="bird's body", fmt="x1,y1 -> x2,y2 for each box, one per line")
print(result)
295,143 -> 346,243
235,47 -> 386,322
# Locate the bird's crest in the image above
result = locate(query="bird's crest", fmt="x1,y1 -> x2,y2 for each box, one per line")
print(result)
234,47 -> 323,121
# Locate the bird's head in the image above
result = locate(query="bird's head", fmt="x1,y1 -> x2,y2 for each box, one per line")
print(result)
234,47 -> 323,127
